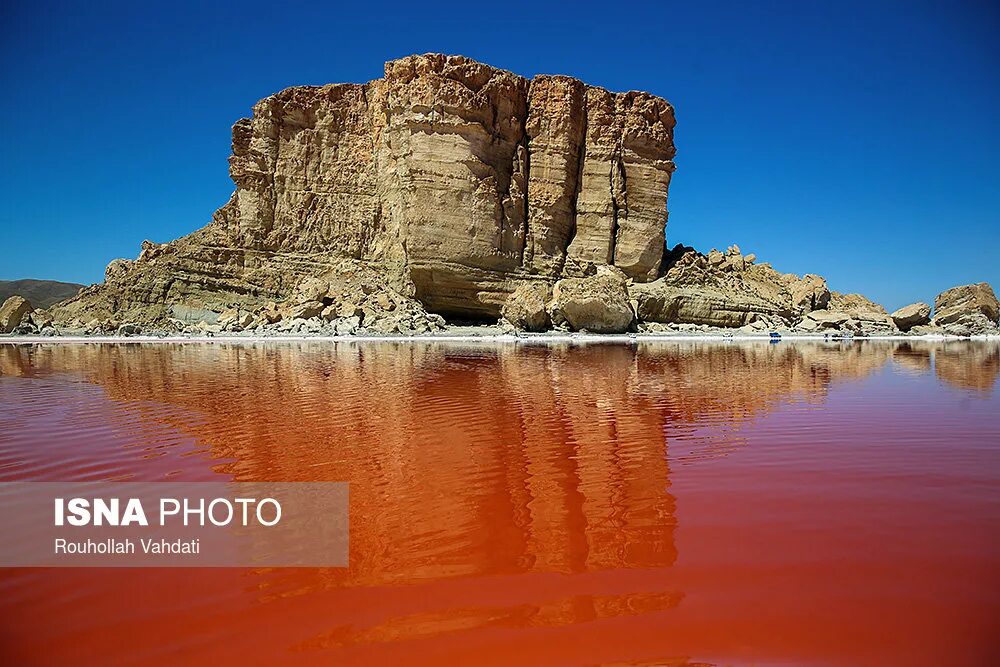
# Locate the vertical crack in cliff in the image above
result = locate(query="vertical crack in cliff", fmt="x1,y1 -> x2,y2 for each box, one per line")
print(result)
562,92 -> 588,273
609,99 -> 629,267
491,92 -> 529,265
519,131 -> 530,267
610,152 -> 628,266
268,118 -> 282,252
609,160 -> 619,266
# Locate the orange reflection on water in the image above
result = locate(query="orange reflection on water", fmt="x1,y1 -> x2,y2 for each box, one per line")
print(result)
0,340 -> 998,666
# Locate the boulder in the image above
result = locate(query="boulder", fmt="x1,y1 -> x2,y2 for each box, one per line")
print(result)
549,267 -> 634,333
294,277 -> 332,304
217,307 -> 240,325
0,296 -> 33,333
320,304 -> 339,322
933,282 -> 999,325
256,302 -> 281,323
32,310 -> 54,329
940,312 -> 999,337
908,324 -> 947,336
231,312 -> 254,330
337,302 -> 364,320
891,302 -> 931,331
850,314 -> 898,334
632,281 -> 790,328
794,317 -> 822,332
194,321 -> 222,335
334,316 -> 362,335
829,292 -> 888,316
104,259 -> 135,283
790,275 -> 831,312
501,284 -> 551,332
283,300 -> 325,320
803,310 -> 851,329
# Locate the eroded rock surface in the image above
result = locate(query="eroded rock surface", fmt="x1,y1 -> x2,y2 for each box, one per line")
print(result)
942,314 -> 997,337
891,303 -> 931,331
829,292 -> 887,317
632,282 -> 787,328
501,283 -> 551,332
52,54 -> 675,327
0,296 -> 32,333
790,275 -> 831,312
933,283 -> 1000,326
549,267 -> 634,333
34,54 -> 997,338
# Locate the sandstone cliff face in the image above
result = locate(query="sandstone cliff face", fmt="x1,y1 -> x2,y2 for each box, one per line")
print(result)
55,54 -> 675,325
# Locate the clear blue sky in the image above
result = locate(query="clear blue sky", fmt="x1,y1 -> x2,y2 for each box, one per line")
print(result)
1,1 -> 997,310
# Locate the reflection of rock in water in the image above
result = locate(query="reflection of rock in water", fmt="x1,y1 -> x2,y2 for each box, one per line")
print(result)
892,342 -> 933,374
1,342 -> 678,581
1,339 -> 995,653
0,340 -> 910,582
934,341 -> 1000,392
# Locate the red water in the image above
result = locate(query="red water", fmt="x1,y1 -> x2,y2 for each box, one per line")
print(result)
1,340 -> 998,666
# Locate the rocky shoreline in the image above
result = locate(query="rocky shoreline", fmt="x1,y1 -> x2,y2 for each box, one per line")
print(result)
3,320 -> 999,344
3,242 -> 997,341
2,54 -> 997,342
2,246 -> 998,342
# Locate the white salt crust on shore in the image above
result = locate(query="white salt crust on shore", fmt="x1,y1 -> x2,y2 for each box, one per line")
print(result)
3,333 -> 999,345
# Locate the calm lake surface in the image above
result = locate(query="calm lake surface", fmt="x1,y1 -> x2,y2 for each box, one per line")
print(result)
1,340 -> 998,666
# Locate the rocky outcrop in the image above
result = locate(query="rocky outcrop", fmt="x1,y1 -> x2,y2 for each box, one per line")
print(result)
52,54 -> 675,327
500,283 -> 551,332
0,296 -> 32,333
104,259 -> 134,284
790,274 -> 831,312
939,312 -> 999,337
829,292 -> 887,317
34,54 -> 997,338
818,292 -> 896,333
632,282 -> 788,328
891,303 -> 931,331
933,283 -> 999,326
795,307 -> 897,335
798,310 -> 851,330
635,245 -> 814,328
621,245 -> 907,335
549,267 -> 634,333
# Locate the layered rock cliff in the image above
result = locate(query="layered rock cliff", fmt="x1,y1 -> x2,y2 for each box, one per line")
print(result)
43,53 -> 998,338
55,54 -> 675,325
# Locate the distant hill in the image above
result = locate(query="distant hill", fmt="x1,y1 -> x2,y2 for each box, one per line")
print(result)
0,279 -> 86,309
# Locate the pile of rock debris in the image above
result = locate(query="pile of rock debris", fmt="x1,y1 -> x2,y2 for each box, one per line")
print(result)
3,246 -> 997,339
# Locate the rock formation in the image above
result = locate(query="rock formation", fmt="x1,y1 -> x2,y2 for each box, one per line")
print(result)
915,283 -> 1000,337
891,303 -> 931,331
933,283 -> 999,325
0,296 -> 32,334
52,54 -> 675,327
548,266 -> 634,333
28,54 -> 998,338
500,283 -> 551,332
633,244 -> 816,330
